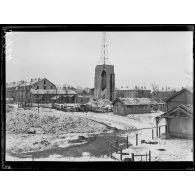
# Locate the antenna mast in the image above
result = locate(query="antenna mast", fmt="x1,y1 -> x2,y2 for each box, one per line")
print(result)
100,32 -> 109,67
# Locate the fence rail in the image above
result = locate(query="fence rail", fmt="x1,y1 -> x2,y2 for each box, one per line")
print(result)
131,151 -> 151,162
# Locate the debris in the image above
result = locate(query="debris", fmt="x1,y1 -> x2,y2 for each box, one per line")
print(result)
141,140 -> 158,144
85,98 -> 113,112
157,148 -> 166,151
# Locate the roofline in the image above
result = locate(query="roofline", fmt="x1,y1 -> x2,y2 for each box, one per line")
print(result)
159,104 -> 193,118
165,88 -> 192,102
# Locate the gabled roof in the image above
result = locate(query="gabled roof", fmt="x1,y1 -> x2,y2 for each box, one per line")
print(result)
165,88 -> 192,102
159,104 -> 193,118
113,98 -> 162,106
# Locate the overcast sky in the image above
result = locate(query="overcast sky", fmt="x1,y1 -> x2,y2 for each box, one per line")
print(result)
6,31 -> 193,89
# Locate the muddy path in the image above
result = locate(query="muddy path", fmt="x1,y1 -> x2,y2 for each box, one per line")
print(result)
8,124 -> 131,160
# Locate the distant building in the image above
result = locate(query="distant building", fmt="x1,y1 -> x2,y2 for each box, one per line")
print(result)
6,78 -> 56,102
151,90 -> 177,102
115,89 -> 151,99
113,98 -> 160,115
50,89 -> 77,104
76,95 -> 91,104
156,104 -> 193,139
165,88 -> 193,111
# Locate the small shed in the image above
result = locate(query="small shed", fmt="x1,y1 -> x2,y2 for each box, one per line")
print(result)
156,104 -> 193,139
113,98 -> 158,115
76,96 -> 91,104
166,88 -> 192,111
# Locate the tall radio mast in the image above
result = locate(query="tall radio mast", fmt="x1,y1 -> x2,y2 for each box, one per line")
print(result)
99,32 -> 110,67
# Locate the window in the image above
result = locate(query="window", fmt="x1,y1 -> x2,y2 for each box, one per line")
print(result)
50,86 -> 53,89
44,86 -> 46,89
44,80 -> 46,85
37,86 -> 39,89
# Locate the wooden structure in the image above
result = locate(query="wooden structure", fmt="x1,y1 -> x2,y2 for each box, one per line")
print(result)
76,95 -> 91,104
131,151 -> 151,162
156,104 -> 193,139
107,136 -> 129,161
113,98 -> 161,115
165,88 -> 192,111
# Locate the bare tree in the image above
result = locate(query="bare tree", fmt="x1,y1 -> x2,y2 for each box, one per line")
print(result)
151,83 -> 161,101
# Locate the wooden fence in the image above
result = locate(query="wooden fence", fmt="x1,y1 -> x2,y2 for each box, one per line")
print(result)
107,124 -> 167,161
107,136 -> 129,161
131,151 -> 151,162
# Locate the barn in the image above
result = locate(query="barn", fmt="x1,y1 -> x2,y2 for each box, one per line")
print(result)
113,98 -> 158,115
166,88 -> 192,111
156,104 -> 193,139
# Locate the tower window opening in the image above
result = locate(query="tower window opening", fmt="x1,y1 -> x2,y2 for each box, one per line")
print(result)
101,70 -> 107,91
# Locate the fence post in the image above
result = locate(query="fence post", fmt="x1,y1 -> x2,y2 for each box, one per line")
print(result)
152,129 -> 154,140
116,139 -> 119,151
136,134 -> 138,146
131,153 -> 134,161
110,144 -> 112,157
108,143 -> 110,157
149,150 -> 151,161
159,127 -> 161,138
126,136 -> 129,148
120,148 -> 123,161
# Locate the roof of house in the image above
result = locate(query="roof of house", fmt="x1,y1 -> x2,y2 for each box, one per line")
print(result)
30,89 -> 77,95
159,104 -> 193,118
113,98 -> 162,106
7,78 -> 57,89
165,88 -> 193,102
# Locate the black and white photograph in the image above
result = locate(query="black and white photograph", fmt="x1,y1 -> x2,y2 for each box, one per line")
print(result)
1,25 -> 194,170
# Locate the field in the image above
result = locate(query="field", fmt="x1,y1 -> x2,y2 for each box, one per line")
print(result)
6,104 -> 193,161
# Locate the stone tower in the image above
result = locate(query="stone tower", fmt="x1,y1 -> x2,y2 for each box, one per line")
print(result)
94,64 -> 115,101
94,32 -> 115,101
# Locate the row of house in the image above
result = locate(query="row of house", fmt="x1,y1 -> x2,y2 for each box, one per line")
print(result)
114,88 -> 177,100
6,78 -> 91,104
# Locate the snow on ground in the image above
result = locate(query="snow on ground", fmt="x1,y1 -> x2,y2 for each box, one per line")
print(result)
6,153 -> 114,161
6,106 -> 108,154
6,104 -> 193,161
113,138 -> 193,161
61,111 -> 164,130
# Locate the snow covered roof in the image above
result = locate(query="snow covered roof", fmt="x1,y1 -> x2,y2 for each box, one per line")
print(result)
113,98 -> 161,106
159,104 -> 193,118
30,89 -> 77,95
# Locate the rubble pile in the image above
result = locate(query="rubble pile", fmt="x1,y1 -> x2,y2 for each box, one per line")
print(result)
85,98 -> 113,112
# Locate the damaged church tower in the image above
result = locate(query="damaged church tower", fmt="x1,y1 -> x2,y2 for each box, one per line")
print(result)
94,32 -> 115,101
